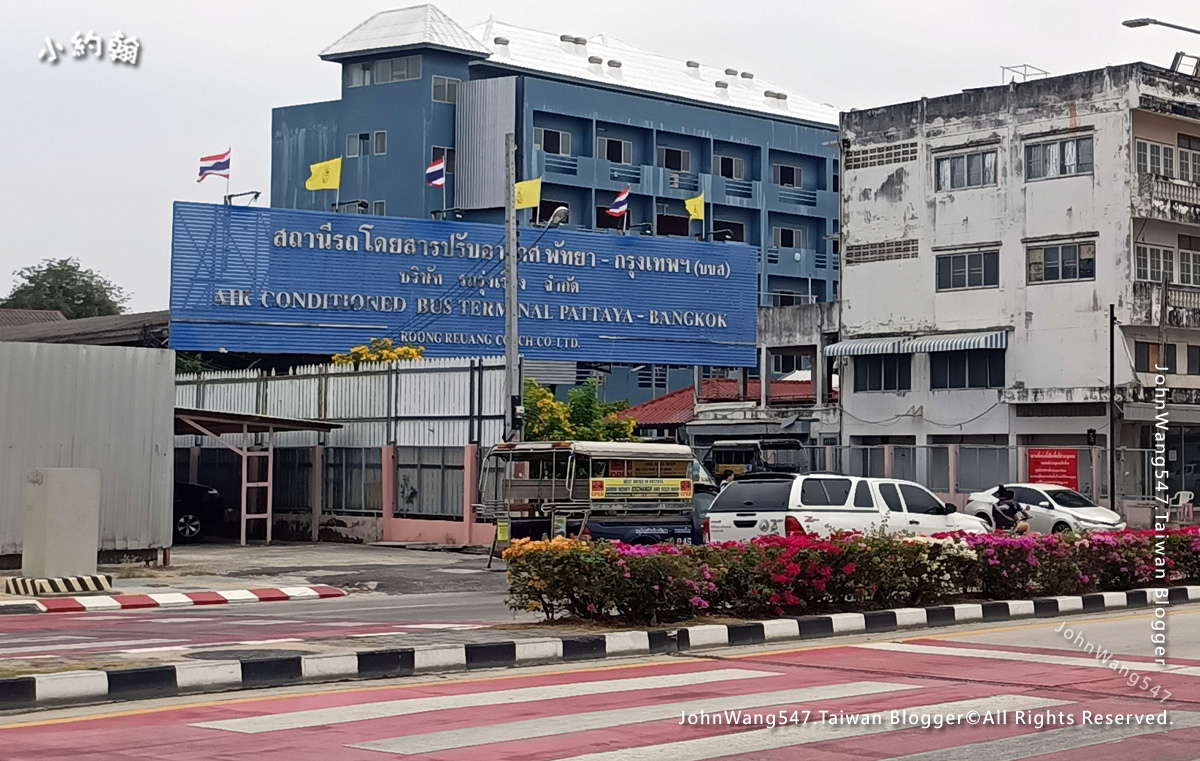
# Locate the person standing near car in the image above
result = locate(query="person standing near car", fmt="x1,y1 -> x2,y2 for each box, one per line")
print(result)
720,470 -> 735,491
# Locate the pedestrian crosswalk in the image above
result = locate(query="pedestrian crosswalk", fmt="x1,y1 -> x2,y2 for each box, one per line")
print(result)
182,646 -> 1200,761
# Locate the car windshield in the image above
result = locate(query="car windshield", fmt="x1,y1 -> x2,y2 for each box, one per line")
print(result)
1049,489 -> 1096,508
709,479 -> 793,512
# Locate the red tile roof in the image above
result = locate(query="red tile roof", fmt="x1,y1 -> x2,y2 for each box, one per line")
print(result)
0,308 -> 66,328
620,379 -> 816,427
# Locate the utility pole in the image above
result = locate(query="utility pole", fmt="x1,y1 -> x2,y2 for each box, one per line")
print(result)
503,132 -> 521,440
1109,303 -> 1116,509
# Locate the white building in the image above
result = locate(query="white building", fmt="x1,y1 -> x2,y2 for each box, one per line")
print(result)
835,61 -> 1200,503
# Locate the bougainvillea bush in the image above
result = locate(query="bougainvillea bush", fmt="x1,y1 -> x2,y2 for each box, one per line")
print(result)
503,527 -> 1200,625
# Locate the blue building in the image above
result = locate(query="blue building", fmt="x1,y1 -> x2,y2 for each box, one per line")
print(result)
271,4 -> 839,405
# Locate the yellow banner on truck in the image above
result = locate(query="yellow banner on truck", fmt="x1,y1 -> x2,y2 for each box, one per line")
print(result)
590,478 -> 693,500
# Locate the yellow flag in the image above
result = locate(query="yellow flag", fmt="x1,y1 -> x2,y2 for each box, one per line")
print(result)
514,178 -> 542,209
305,157 -> 342,191
684,193 -> 705,220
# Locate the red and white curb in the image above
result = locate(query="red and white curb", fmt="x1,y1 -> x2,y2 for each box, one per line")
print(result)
4,586 -> 346,614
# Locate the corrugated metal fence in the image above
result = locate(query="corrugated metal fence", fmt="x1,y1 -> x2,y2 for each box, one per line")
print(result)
1,343 -> 175,555
176,358 -> 507,448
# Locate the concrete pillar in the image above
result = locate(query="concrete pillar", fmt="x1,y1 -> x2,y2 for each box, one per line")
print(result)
738,366 -> 748,401
463,444 -> 480,545
380,445 -> 397,542
883,444 -> 895,479
1017,446 -> 1030,482
948,444 -> 960,503
760,345 -> 770,408
814,336 -> 826,405
22,469 -> 101,578
310,445 -> 324,543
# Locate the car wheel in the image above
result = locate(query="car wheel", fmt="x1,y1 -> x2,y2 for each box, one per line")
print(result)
974,512 -> 993,527
1051,521 -> 1072,534
175,513 -> 204,542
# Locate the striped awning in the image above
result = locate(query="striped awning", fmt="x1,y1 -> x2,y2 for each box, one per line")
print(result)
899,330 -> 1008,354
823,337 -> 908,357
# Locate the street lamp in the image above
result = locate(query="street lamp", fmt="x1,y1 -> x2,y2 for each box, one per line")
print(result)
1122,17 -> 1200,35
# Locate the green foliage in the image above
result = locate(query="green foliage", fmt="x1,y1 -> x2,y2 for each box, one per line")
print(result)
523,377 -> 636,441
2,258 -> 128,319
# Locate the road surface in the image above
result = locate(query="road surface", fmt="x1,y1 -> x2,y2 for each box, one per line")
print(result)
3,606 -> 1199,760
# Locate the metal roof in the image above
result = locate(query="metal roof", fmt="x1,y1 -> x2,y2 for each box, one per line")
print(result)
0,310 -> 169,346
900,330 -> 1009,354
489,441 -> 694,460
321,4 -> 491,61
0,309 -> 66,328
620,379 -> 817,427
469,19 -> 838,126
175,408 -> 341,436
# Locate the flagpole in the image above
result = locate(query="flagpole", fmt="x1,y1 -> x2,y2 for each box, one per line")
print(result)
225,147 -> 231,199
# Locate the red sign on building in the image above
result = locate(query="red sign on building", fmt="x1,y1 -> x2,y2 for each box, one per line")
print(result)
1027,449 -> 1079,491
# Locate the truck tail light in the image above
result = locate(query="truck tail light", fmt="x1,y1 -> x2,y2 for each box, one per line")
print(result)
701,517 -> 711,543
785,515 -> 806,537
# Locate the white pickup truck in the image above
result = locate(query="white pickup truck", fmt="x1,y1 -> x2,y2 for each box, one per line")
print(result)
703,472 -> 989,541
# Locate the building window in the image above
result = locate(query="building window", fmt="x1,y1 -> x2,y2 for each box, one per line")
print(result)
716,155 -> 745,180
538,198 -> 569,225
712,220 -> 744,242
1136,342 -> 1177,374
372,200 -> 386,216
595,205 -> 624,230
597,137 -> 632,164
1135,245 -> 1175,283
772,226 -> 808,249
832,171 -> 839,192
1026,242 -> 1096,283
930,349 -> 1005,390
637,365 -> 668,388
772,164 -> 801,187
432,75 -> 460,104
853,354 -> 912,392
1181,239 -> 1200,285
346,132 -> 371,158
772,354 -> 801,374
1190,346 -> 1200,375
534,127 -> 571,156
935,250 -> 999,291
656,213 -> 690,237
373,131 -> 387,155
345,62 -> 370,87
431,146 -> 455,173
1136,139 -> 1178,178
935,150 -> 997,190
656,146 -> 690,172
1025,136 -> 1094,180
374,55 -> 421,84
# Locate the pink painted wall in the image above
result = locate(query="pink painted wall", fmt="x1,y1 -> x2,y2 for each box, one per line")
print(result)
381,443 -> 495,546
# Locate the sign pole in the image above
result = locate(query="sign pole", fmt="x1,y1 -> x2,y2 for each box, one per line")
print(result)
503,133 -> 521,440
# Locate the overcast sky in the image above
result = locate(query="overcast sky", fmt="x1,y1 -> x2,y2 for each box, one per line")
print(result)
3,1 -> 1198,311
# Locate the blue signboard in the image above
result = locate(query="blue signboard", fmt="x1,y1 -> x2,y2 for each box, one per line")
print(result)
170,202 -> 757,366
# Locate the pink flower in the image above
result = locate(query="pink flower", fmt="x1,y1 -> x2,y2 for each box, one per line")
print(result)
842,563 -> 857,575
690,596 -> 709,609
623,572 -> 631,578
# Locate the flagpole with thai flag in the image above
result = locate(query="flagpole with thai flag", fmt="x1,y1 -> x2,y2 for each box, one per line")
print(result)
198,149 -> 231,197
426,156 -> 447,218
606,186 -> 630,233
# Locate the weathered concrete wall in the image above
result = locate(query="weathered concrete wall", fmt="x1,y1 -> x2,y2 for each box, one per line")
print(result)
837,63 -> 1200,445
757,302 -> 839,347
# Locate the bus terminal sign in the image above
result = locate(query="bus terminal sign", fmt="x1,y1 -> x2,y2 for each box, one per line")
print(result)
169,202 -> 757,365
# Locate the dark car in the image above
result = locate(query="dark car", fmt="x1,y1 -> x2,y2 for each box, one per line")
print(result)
173,482 -> 227,543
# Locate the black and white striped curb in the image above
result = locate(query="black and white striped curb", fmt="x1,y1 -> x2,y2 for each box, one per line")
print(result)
2,585 -> 1196,711
4,574 -> 113,596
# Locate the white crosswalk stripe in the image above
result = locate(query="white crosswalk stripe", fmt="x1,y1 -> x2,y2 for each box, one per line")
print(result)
352,681 -> 921,755
193,668 -> 781,734
882,712 -> 1200,760
546,695 -> 1071,761
857,642 -> 1200,676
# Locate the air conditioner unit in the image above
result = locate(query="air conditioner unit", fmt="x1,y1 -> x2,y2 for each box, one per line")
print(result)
669,172 -> 680,189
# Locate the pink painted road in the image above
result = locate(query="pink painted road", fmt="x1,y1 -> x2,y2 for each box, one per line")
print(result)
4,609 -> 1200,760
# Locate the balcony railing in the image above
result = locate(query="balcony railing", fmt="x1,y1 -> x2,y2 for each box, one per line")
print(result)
776,186 -> 818,206
542,154 -> 578,175
1137,174 -> 1200,224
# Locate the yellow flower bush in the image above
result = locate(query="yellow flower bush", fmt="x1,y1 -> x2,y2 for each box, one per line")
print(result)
332,337 -> 424,366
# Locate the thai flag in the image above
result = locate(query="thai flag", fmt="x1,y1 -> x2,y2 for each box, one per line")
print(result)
606,186 -> 630,217
426,157 -> 446,187
197,149 -> 230,183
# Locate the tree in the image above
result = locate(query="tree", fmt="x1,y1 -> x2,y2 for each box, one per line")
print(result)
2,258 -> 128,319
523,377 -> 637,441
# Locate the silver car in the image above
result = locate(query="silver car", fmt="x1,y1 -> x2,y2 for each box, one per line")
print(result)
965,483 -> 1126,533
